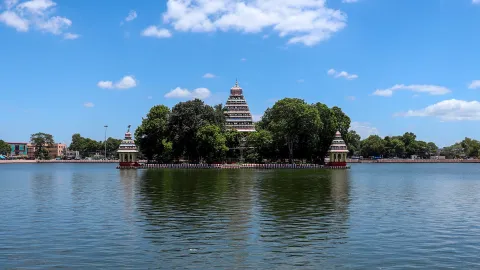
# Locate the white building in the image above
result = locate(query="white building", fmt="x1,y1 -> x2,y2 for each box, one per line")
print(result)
224,80 -> 256,132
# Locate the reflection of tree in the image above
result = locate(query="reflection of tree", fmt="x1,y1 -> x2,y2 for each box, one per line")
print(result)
257,169 -> 350,261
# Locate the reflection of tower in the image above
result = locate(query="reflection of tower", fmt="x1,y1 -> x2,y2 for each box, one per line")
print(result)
330,170 -> 350,213
119,169 -> 139,218
224,80 -> 256,132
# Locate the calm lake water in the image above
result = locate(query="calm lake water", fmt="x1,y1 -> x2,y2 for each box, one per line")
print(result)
1,163 -> 480,269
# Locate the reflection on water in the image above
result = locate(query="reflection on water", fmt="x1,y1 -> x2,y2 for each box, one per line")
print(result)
1,164 -> 480,268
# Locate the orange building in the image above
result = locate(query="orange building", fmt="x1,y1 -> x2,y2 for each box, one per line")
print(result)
27,143 -> 67,159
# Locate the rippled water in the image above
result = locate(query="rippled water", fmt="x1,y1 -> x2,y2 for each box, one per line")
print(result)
1,163 -> 480,269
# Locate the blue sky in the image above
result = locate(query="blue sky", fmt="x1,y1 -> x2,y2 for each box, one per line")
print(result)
1,0 -> 480,147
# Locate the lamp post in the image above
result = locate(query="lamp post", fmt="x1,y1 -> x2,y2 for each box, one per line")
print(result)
104,125 -> 108,159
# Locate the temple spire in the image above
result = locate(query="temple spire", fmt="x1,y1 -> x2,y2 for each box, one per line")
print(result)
235,78 -> 239,87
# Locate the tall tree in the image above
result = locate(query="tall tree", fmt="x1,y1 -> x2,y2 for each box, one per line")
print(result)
245,130 -> 274,163
267,98 -> 321,163
213,104 -> 227,130
196,124 -> 228,163
312,103 -> 336,163
345,130 -> 361,156
135,105 -> 171,162
168,99 -> 216,162
0,140 -> 10,156
360,135 -> 386,157
30,132 -> 55,160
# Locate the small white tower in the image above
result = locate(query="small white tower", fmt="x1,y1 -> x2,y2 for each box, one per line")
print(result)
328,131 -> 349,167
117,125 -> 140,168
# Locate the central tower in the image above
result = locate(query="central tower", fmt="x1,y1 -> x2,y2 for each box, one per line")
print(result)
224,80 -> 256,132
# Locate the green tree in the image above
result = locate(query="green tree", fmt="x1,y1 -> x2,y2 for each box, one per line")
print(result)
245,130 -> 274,163
69,133 -> 103,158
213,104 -> 227,130
135,105 -> 171,162
460,138 -> 480,157
105,137 -> 122,156
311,103 -> 336,164
30,132 -> 55,160
168,99 -> 216,162
345,130 -> 361,156
196,124 -> 228,163
0,140 -> 10,155
266,98 -> 321,163
360,135 -> 386,157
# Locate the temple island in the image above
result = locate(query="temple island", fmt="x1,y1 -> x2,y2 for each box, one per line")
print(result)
117,80 -> 350,170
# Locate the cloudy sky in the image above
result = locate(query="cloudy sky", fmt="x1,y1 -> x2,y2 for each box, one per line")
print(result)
1,0 -> 480,146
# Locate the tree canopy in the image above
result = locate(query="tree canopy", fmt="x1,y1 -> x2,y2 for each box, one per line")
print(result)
30,132 -> 55,159
0,140 -> 10,155
69,133 -> 121,158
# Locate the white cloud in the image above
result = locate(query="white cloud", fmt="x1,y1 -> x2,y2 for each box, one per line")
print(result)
395,99 -> 480,121
252,114 -> 263,122
64,32 -> 79,40
147,96 -> 153,100
473,0 -> 480,4
373,84 -> 451,97
346,96 -> 356,101
141,26 -> 172,38
297,79 -> 305,83
125,10 -> 137,22
327,69 -> 358,80
97,75 -> 137,90
161,0 -> 347,46
0,0 -> 76,37
165,87 -> 211,99
342,0 -> 359,3
203,73 -> 216,78
350,122 -> 379,139
97,81 -> 114,89
83,102 -> 94,108
115,76 -> 137,89
241,58 -> 247,62
468,80 -> 480,89
0,10 -> 28,31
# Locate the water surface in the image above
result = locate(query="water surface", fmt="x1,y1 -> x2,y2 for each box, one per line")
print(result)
1,163 -> 480,269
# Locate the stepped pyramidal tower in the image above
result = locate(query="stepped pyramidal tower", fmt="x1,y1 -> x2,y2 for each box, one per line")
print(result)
224,80 -> 256,132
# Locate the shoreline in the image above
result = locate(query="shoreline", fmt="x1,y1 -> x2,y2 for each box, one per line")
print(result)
1,159 -> 479,165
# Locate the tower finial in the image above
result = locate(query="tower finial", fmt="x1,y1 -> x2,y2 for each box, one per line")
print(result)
127,125 -> 131,132
235,78 -> 238,87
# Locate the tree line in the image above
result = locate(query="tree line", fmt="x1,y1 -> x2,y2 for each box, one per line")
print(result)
69,133 -> 122,158
135,98 -> 355,164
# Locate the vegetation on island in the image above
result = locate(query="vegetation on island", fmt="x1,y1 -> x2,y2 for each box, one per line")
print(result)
135,98 -> 354,164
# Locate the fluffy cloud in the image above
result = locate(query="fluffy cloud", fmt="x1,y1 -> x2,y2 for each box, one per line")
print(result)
473,0 -> 480,4
0,10 -> 28,31
468,80 -> 480,89
0,0 -> 78,37
395,99 -> 480,121
373,84 -> 451,97
83,102 -> 94,108
165,87 -> 211,99
327,69 -> 358,80
97,75 -> 137,90
160,0 -> 347,46
203,73 -> 216,78
64,32 -> 79,40
125,10 -> 137,22
241,58 -> 247,62
141,25 -> 172,38
350,122 -> 379,139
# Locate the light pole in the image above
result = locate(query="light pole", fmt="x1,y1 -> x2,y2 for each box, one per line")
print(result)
104,125 -> 108,159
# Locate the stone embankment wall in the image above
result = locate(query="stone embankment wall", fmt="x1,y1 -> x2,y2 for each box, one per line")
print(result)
348,159 -> 480,163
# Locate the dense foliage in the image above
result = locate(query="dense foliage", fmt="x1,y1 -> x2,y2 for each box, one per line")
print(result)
69,133 -> 122,158
440,138 -> 480,158
136,98 -> 352,164
30,132 -> 55,160
357,132 -> 438,158
0,139 -> 10,155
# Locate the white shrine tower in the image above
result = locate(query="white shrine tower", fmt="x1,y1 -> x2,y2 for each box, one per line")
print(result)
117,125 -> 140,168
224,80 -> 256,132
328,131 -> 349,167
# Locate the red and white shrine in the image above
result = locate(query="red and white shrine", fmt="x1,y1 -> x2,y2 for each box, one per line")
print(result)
118,125 -> 140,168
328,131 -> 349,167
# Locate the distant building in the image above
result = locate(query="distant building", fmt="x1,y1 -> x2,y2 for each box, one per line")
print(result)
26,143 -> 67,159
224,80 -> 256,132
6,142 -> 28,157
66,150 -> 80,160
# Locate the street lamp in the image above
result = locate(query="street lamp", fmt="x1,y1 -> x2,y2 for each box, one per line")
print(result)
104,125 -> 108,159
